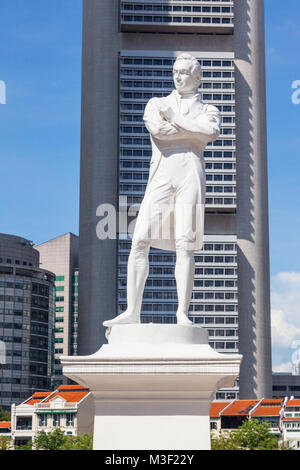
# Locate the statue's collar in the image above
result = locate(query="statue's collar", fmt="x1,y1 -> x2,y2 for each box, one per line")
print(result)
174,90 -> 200,100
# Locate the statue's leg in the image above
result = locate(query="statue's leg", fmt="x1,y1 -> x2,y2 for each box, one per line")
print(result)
175,244 -> 195,325
174,170 -> 200,326
103,168 -> 172,327
103,240 -> 150,327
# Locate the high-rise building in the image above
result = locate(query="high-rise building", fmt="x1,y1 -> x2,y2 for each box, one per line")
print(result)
78,0 -> 272,398
0,234 -> 55,410
35,233 -> 79,387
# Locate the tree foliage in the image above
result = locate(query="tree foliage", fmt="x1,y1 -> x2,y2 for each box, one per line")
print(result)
211,419 -> 288,451
32,429 -> 92,451
0,437 -> 12,450
0,407 -> 10,422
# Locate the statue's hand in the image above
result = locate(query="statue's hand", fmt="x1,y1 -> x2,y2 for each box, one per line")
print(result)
159,106 -> 176,123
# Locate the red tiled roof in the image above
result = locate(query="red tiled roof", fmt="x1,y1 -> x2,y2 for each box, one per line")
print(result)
43,391 -> 89,404
21,386 -> 90,406
251,406 -> 282,417
221,400 -> 259,416
251,399 -> 283,417
57,385 -> 89,391
210,402 -> 231,418
260,399 -> 283,405
286,399 -> 300,407
23,392 -> 52,406
0,422 -> 11,428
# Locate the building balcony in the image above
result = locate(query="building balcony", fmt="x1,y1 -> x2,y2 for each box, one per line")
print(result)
120,1 -> 234,34
35,402 -> 78,412
16,425 -> 32,431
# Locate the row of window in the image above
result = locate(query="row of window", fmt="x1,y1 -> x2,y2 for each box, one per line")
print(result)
121,116 -> 234,127
209,341 -> 237,349
120,139 -> 235,149
121,71 -> 234,81
119,242 -> 236,252
121,152 -> 235,162
121,80 -> 233,90
119,266 -> 237,281
139,314 -> 237,324
121,57 -> 233,67
119,290 -> 237,300
131,303 -> 237,312
0,281 -> 30,290
194,281 -> 237,288
121,15 -> 233,24
207,175 -> 235,182
190,304 -> 237,312
38,413 -> 74,427
121,4 -> 232,13
120,278 -> 237,289
0,258 -> 33,266
205,197 -> 236,205
120,184 -> 236,195
0,295 -> 26,303
121,128 -> 234,138
121,93 -> 234,104
206,185 -> 236,193
122,0 -> 233,3
0,322 -> 23,329
121,102 -> 235,114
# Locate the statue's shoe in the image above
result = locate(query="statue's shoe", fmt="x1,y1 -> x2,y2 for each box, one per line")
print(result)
176,312 -> 194,326
103,311 -> 140,327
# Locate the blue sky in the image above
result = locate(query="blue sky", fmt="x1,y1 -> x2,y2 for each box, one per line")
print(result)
0,1 -> 300,370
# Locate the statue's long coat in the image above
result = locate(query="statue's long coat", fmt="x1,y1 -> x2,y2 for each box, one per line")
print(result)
134,90 -> 221,252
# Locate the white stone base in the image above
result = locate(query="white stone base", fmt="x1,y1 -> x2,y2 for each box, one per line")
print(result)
61,324 -> 242,450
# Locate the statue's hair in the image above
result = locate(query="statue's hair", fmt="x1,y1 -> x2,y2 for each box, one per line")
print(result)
174,53 -> 202,85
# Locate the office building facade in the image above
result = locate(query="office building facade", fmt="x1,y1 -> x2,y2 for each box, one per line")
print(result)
0,234 -> 55,410
35,233 -> 79,387
78,0 -> 272,398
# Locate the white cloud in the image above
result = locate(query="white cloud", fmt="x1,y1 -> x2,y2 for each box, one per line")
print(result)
273,362 -> 292,373
271,309 -> 300,347
271,272 -> 300,370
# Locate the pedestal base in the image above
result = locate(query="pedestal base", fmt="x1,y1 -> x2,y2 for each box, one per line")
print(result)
61,324 -> 242,450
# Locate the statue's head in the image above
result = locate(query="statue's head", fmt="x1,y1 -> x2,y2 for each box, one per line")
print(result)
173,54 -> 201,95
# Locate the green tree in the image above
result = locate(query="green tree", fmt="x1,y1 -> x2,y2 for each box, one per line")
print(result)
32,429 -> 93,451
233,419 -> 280,450
15,441 -> 33,451
0,437 -> 12,450
34,429 -> 67,450
59,434 -> 93,450
211,419 -> 286,451
0,407 -> 10,422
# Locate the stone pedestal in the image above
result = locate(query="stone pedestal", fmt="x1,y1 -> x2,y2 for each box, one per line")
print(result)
61,324 -> 242,450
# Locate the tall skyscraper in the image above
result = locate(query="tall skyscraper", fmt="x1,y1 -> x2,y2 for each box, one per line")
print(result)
78,0 -> 272,399
35,233 -> 79,387
0,234 -> 55,410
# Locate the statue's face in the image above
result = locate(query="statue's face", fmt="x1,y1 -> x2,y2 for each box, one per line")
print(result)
173,59 -> 199,94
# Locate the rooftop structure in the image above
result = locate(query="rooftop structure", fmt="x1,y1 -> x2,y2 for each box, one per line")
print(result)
11,384 -> 94,448
0,234 -> 55,410
35,233 -> 79,386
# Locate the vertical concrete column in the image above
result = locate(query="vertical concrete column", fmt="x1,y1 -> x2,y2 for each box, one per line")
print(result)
234,0 -> 272,398
78,0 -> 121,354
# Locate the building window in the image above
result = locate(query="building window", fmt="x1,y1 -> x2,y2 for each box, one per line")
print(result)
39,414 -> 47,427
66,413 -> 74,427
53,414 -> 61,427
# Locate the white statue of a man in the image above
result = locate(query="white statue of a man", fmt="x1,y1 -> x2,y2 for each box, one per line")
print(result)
104,53 -> 221,327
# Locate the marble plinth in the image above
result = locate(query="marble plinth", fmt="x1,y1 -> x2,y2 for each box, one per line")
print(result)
61,324 -> 242,450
